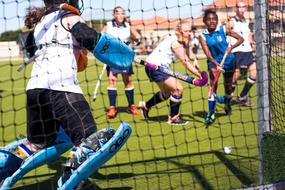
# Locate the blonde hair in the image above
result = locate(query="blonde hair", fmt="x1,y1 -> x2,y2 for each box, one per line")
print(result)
176,20 -> 192,31
236,0 -> 246,7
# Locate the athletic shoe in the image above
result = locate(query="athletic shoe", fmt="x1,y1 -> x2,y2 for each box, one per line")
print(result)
205,112 -> 215,126
167,115 -> 189,125
237,96 -> 253,107
106,106 -> 117,119
127,104 -> 141,115
224,103 -> 232,115
59,157 -> 87,190
97,128 -> 116,145
138,101 -> 150,120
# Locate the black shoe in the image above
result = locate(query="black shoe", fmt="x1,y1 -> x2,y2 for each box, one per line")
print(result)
61,166 -> 74,185
167,115 -> 189,125
237,96 -> 254,107
97,128 -> 115,145
139,101 -> 150,120
224,96 -> 232,115
224,103 -> 232,115
60,165 -> 85,190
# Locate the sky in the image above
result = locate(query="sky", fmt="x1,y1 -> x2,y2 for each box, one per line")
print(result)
0,0 -> 213,34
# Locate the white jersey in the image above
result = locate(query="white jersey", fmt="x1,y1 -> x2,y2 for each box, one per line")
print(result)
26,10 -> 83,94
106,20 -> 131,42
229,16 -> 253,53
146,34 -> 177,67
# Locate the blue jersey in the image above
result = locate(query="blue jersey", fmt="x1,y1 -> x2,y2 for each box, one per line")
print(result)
201,25 -> 234,71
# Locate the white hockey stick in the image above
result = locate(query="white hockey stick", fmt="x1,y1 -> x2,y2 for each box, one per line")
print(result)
17,49 -> 46,72
93,64 -> 107,101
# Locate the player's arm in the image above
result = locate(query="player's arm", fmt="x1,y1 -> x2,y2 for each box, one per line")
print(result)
226,17 -> 234,31
62,14 -> 134,70
187,43 -> 200,70
130,25 -> 141,45
199,35 -> 220,67
172,41 -> 201,78
62,14 -> 97,51
249,32 -> 256,51
226,26 -> 244,53
102,23 -> 108,32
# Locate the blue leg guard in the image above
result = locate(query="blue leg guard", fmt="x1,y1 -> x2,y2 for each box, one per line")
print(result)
0,150 -> 23,180
57,122 -> 132,190
93,32 -> 134,70
0,137 -> 26,169
0,128 -> 73,190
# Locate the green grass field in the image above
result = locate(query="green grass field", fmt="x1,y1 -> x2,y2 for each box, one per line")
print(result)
0,58 -> 259,190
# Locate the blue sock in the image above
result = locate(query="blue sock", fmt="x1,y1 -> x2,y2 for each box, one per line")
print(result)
240,77 -> 256,97
125,87 -> 134,106
208,95 -> 216,114
107,88 -> 117,107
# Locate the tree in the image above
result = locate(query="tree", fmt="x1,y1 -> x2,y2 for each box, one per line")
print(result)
90,19 -> 109,31
0,30 -> 21,42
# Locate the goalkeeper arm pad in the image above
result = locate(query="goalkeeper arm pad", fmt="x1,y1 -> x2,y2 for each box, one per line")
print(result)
70,22 -> 134,70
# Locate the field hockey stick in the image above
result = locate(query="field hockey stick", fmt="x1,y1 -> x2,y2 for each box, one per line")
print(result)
93,64 -> 107,101
17,49 -> 45,72
209,52 -> 228,97
133,57 -> 208,86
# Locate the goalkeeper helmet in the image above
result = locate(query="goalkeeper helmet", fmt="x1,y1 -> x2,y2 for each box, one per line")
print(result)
44,0 -> 78,9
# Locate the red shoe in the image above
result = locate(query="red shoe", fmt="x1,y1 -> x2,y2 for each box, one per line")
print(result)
106,106 -> 117,119
127,104 -> 141,116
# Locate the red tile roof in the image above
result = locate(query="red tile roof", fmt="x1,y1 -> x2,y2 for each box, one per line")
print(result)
130,16 -> 193,30
206,0 -> 284,8
129,0 -> 284,31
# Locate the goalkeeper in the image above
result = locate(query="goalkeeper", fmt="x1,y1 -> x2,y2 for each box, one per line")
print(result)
0,0 -> 133,189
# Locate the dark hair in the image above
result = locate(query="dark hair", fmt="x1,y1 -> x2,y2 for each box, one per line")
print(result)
43,0 -> 78,8
24,6 -> 46,29
112,6 -> 127,23
113,6 -> 125,14
203,9 -> 218,24
44,0 -> 65,6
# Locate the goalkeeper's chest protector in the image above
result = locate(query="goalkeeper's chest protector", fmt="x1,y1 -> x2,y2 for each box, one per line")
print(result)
26,10 -> 83,94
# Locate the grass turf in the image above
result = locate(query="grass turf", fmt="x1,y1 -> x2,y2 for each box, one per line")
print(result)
0,58 -> 259,190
